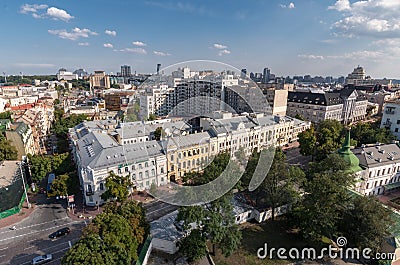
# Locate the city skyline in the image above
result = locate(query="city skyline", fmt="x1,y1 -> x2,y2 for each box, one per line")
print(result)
2,0 -> 400,78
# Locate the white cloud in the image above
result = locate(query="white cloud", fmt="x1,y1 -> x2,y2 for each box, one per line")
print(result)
105,30 -> 117,37
48,28 -> 98,41
153,51 -> 171,56
328,0 -> 351,11
15,63 -> 55,68
145,1 -> 214,16
280,2 -> 295,9
298,50 -> 383,61
214,43 -> 228,49
20,4 -> 74,22
103,43 -> 114,48
132,41 -> 147,47
78,42 -> 90,46
298,54 -> 325,60
218,49 -> 231,56
116,48 -> 147,54
20,4 -> 48,14
329,0 -> 400,38
46,7 -> 74,21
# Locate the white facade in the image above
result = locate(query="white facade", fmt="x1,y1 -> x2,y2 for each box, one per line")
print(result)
354,144 -> 400,196
57,69 -> 78,81
381,101 -> 400,140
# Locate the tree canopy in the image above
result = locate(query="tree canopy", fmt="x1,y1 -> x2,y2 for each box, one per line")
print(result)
62,201 -> 149,264
101,172 -> 132,202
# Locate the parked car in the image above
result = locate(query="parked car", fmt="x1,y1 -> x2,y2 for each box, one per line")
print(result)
49,227 -> 70,239
31,254 -> 52,265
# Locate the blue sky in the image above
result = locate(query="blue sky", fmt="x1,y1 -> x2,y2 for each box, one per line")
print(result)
1,0 -> 400,78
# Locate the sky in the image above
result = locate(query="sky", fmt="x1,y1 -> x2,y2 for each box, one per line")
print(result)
1,0 -> 400,78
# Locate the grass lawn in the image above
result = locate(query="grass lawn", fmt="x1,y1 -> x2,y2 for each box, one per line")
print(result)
211,217 -> 327,265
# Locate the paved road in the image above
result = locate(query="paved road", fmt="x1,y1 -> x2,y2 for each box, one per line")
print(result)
144,200 -> 178,222
284,147 -> 312,168
0,197 -> 85,265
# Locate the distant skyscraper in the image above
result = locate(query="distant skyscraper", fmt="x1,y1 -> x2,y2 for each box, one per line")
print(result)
121,65 -> 131,77
262,68 -> 270,84
157,64 -> 161,75
241,68 -> 247,78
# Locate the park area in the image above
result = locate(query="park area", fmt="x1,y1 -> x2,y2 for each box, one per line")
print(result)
211,218 -> 329,265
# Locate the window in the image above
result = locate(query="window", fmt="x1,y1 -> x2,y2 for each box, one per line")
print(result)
183,162 -> 186,168
171,165 -> 174,171
132,165 -> 135,170
369,172 -> 372,178
139,172 -> 143,179
152,161 -> 155,165
377,170 -> 380,176
118,168 -> 122,174
146,181 -> 149,186
145,162 -> 148,167
132,173 -> 136,179
161,167 -> 164,174
88,184 -> 93,193
397,120 -> 400,124
382,169 -> 386,175
151,169 -> 155,176
366,182 -> 369,189
145,170 -> 149,178
396,128 -> 399,132
139,164 -> 142,169
170,155 -> 174,161
161,177 -> 164,182
100,183 -> 104,191
236,216 -> 240,222
125,167 -> 129,173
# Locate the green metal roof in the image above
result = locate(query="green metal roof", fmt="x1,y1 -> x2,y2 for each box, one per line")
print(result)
337,130 -> 363,173
384,182 -> 400,191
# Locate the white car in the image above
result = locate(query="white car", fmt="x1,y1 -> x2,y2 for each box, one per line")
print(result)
31,254 -> 53,265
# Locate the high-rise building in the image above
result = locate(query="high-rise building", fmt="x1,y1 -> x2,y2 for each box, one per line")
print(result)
262,68 -> 270,84
89,71 -> 110,89
120,65 -> 131,77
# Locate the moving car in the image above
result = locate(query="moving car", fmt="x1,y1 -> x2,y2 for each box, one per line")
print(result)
49,227 -> 70,239
31,254 -> 52,265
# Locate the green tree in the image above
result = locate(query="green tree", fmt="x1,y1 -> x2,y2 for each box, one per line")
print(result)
178,229 -> 208,262
154,127 -> 164,141
0,138 -> 18,160
341,196 -> 392,254
298,127 -> 317,158
147,114 -> 157,121
101,172 -> 131,202
291,154 -> 354,240
258,148 -> 301,220
48,174 -> 69,197
294,114 -> 305,121
0,111 -> 12,120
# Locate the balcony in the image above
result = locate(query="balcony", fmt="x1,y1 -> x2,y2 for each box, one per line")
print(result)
386,109 -> 395,115
86,190 -> 94,196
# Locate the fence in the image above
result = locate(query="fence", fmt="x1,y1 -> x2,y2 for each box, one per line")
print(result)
135,236 -> 152,265
0,165 -> 26,220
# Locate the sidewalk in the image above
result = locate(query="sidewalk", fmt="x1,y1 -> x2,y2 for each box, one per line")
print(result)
0,201 -> 36,229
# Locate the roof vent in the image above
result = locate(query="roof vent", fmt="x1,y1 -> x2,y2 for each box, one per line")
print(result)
377,158 -> 382,163
361,144 -> 366,148
389,156 -> 394,161
106,155 -> 111,159
379,149 -> 385,154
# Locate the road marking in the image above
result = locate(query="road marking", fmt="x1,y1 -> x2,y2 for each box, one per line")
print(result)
24,246 -> 34,250
0,217 -> 69,235
146,204 -> 177,215
27,238 -> 36,242
0,220 -> 82,243
0,255 -> 5,258
0,247 -> 7,251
